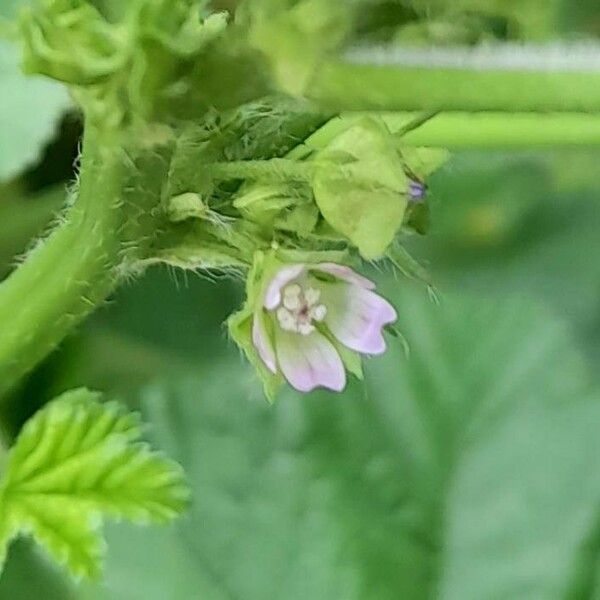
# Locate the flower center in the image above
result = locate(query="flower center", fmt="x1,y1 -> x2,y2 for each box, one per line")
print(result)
276,283 -> 327,336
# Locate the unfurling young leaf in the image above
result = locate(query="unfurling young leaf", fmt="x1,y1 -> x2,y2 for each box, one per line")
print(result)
0,388 -> 189,581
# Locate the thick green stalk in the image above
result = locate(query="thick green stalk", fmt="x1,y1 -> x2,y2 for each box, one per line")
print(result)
308,61 -> 600,113
384,112 -> 600,148
0,126 -> 128,398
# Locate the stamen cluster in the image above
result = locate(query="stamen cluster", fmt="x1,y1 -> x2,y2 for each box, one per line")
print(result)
276,284 -> 327,335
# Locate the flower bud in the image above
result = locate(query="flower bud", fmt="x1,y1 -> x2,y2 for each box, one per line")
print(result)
311,117 -> 410,260
19,0 -> 125,85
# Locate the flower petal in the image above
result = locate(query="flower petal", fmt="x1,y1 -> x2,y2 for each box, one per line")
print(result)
252,310 -> 277,374
313,263 -> 376,290
264,265 -> 305,310
322,283 -> 397,355
275,328 -> 346,393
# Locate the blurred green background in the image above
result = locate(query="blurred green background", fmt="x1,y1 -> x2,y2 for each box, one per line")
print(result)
3,0 -> 600,598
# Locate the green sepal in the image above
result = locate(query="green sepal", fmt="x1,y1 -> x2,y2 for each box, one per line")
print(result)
399,146 -> 451,181
228,308 -> 283,403
276,203 -> 320,237
387,242 -> 434,291
167,193 -> 210,223
227,251 -> 285,402
273,247 -> 349,266
312,117 -> 409,260
234,179 -> 320,237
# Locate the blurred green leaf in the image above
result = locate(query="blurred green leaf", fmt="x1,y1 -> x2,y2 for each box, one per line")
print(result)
0,186 -> 64,276
78,285 -> 600,599
0,540 -> 78,600
418,151 -> 600,359
559,0 -> 600,36
0,0 -> 24,19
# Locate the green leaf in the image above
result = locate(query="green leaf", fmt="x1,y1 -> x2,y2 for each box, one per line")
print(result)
0,388 -> 189,581
0,41 -> 70,181
84,285 -> 600,599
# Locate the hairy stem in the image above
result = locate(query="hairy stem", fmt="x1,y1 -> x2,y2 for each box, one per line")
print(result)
0,126 -> 127,399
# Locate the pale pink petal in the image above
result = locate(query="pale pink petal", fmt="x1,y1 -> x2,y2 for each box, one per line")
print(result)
264,265 -> 305,310
322,283 -> 397,355
275,328 -> 346,393
252,311 -> 277,374
313,263 -> 376,290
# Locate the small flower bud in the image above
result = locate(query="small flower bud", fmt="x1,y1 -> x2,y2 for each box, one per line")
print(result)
311,117 -> 410,260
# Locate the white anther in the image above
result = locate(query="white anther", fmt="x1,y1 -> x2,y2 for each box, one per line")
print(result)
304,287 -> 321,306
283,294 -> 301,311
284,284 -> 302,298
310,304 -> 327,322
298,322 -> 316,336
277,307 -> 298,332
283,284 -> 302,310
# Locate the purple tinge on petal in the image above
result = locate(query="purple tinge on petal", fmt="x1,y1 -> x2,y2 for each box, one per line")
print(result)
313,263 -> 376,290
264,264 -> 305,310
322,283 -> 397,355
252,310 -> 277,374
275,328 -> 346,393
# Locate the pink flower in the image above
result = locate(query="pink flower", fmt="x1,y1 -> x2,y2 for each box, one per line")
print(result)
252,263 -> 397,393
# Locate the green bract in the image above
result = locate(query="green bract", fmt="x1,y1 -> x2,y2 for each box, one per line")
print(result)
312,117 -> 410,259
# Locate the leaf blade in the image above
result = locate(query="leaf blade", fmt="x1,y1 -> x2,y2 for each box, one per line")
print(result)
0,389 -> 189,581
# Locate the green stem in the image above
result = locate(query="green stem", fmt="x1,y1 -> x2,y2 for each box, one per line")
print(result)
308,61 -> 600,113
0,126 -> 127,399
378,112 -> 600,148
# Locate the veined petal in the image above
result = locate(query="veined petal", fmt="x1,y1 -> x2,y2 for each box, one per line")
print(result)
275,328 -> 346,393
252,310 -> 277,374
264,265 -> 305,310
313,263 -> 376,290
322,283 -> 397,355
